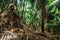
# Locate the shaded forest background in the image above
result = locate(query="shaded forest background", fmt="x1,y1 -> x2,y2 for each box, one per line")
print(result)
0,0 -> 60,40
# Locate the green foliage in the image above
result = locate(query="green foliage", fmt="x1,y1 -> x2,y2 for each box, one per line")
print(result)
46,0 -> 60,33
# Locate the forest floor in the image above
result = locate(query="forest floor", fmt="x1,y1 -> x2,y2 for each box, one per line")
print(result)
0,24 -> 60,40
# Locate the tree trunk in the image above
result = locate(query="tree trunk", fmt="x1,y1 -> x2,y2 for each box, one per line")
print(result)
37,0 -> 46,32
